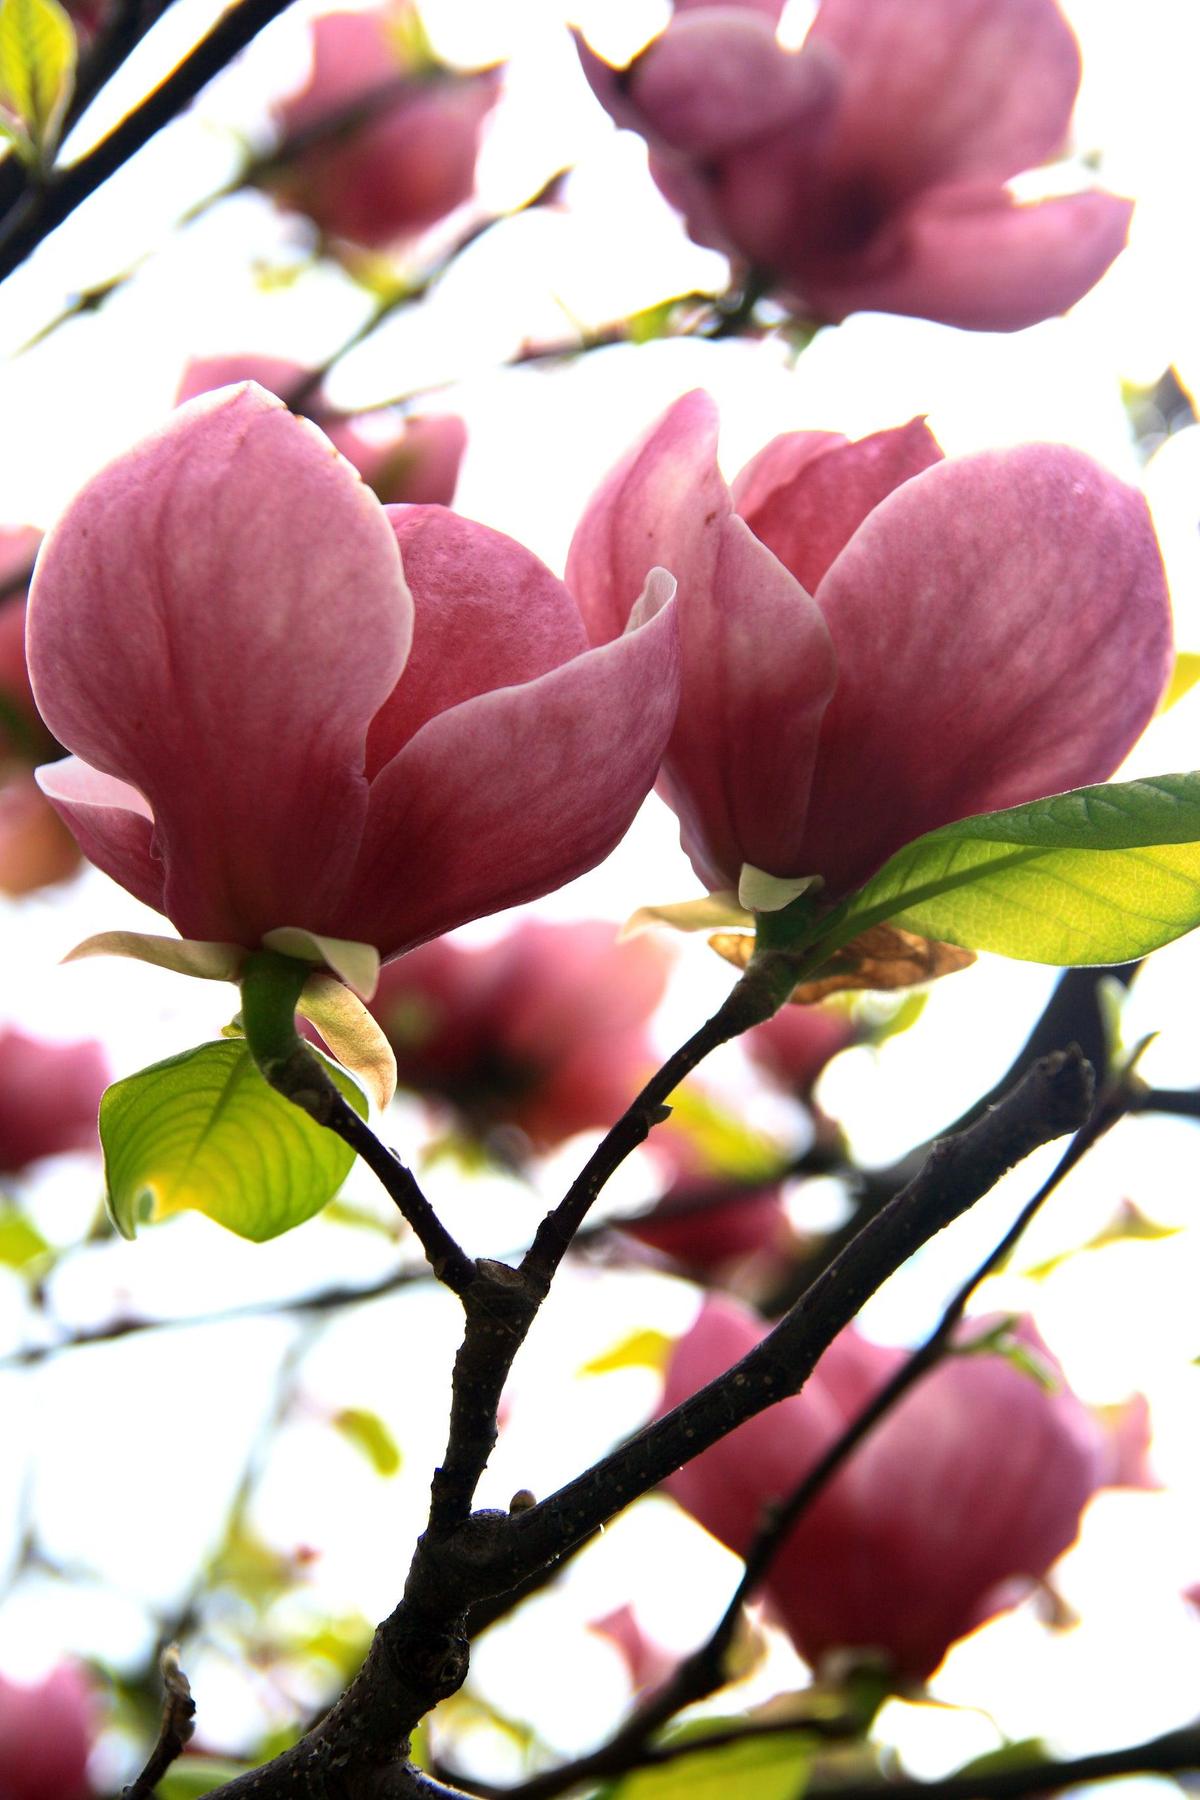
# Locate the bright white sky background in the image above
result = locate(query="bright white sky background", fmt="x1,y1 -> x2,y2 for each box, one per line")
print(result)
2,0 -> 1200,1789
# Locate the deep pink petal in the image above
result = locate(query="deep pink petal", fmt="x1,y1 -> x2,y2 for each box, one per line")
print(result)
568,392 -> 835,889
36,758 -> 165,913
367,507 -> 588,772
798,184 -> 1133,331
736,419 -> 943,594
630,12 -> 837,156
343,583 -> 680,958
799,446 -> 1173,895
673,0 -> 787,16
806,0 -> 1081,196
729,430 -> 845,520
28,385 -> 410,944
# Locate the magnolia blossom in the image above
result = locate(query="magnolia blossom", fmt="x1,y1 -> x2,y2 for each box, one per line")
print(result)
0,1029 -> 109,1174
27,385 -> 680,960
0,1665 -> 95,1800
568,393 -> 1171,903
662,1297 -> 1139,1681
178,355 -> 465,507
0,527 -> 82,897
577,0 -> 1131,331
368,919 -> 670,1151
269,5 -> 501,250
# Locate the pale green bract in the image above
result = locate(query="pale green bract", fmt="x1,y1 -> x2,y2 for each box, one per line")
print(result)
597,1726 -> 813,1800
810,773 -> 1200,967
101,1041 -> 367,1243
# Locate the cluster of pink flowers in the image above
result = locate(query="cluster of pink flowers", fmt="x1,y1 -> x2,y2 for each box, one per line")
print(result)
578,0 -> 1131,331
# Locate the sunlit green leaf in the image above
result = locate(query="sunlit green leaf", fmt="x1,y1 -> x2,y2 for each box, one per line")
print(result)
583,1328 -> 673,1377
0,0 -> 75,161
599,1725 -> 812,1800
809,775 -> 1200,968
0,1205 -> 49,1270
334,1406 -> 402,1476
953,1739 -> 1050,1779
100,1041 -> 365,1243
1025,1200 -> 1181,1279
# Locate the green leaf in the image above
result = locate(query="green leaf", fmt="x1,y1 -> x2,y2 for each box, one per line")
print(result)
334,1406 -> 402,1476
100,1041 -> 365,1243
599,1727 -> 812,1800
0,1205 -> 49,1270
1163,651 -> 1200,713
814,775 -> 1200,968
0,0 -> 75,161
159,1761 -> 256,1799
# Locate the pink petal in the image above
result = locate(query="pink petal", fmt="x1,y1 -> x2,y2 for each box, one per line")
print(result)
569,392 -> 835,890
798,446 -> 1172,896
673,0 -> 787,16
28,385 -> 410,945
367,507 -> 588,771
343,579 -> 680,958
729,430 -> 845,519
176,353 -> 307,406
800,184 -> 1133,332
736,419 -> 943,594
36,758 -> 165,913
806,0 -> 1081,196
629,12 -> 837,157
356,414 -> 466,507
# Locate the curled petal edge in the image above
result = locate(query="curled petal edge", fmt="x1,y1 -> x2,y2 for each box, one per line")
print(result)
63,931 -> 246,981
297,973 -> 397,1110
621,891 -> 751,940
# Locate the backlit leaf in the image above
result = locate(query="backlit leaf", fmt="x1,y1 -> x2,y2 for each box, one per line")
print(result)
0,0 -> 75,160
813,775 -> 1200,967
599,1726 -> 812,1800
100,1040 -> 365,1243
334,1406 -> 402,1475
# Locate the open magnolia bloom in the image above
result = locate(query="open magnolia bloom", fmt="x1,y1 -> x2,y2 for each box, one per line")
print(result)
663,1298 -> 1150,1683
568,392 -> 1171,908
26,385 -> 680,973
577,0 -> 1132,331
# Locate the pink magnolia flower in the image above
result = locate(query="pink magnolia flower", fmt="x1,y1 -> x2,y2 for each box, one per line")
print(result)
624,1182 -> 789,1275
269,5 -> 501,251
0,528 -> 83,897
369,919 -> 670,1151
27,385 -> 679,961
577,0 -> 1131,331
177,356 -> 465,508
568,393 -> 1171,903
0,1029 -> 109,1173
662,1297 -> 1124,1682
0,1664 -> 95,1799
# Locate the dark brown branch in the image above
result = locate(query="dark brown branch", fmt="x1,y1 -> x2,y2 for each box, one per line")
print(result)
0,0 -> 299,285
522,955 -> 800,1289
504,1048 -> 1093,1578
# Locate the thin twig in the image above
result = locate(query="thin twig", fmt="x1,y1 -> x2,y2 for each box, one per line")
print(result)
122,1644 -> 195,1798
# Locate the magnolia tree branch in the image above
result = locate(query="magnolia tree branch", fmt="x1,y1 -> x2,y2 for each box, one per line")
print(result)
191,1046 -> 1089,1799
802,1725 -> 1200,1800
495,1067 -> 1127,1800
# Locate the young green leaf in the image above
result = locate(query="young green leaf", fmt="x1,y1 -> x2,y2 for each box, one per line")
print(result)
598,1726 -> 812,1800
101,1041 -> 366,1243
334,1406 -> 403,1476
810,774 -> 1200,967
0,0 -> 76,162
